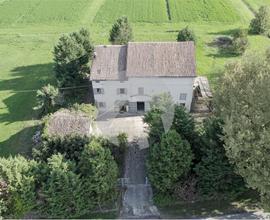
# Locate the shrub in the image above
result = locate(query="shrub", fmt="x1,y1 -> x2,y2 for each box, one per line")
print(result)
71,103 -> 97,120
78,139 -> 118,206
117,132 -> 128,152
36,84 -> 62,115
147,130 -> 193,193
194,117 -> 245,197
33,134 -> 91,163
177,26 -> 196,42
109,16 -> 133,45
39,154 -> 87,218
53,28 -> 94,87
249,6 -> 270,35
0,156 -> 37,218
230,29 -> 248,55
173,174 -> 197,201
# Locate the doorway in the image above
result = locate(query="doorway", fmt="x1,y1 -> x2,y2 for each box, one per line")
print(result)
137,102 -> 145,112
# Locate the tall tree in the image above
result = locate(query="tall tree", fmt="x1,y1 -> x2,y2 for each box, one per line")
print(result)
78,139 -> 118,206
109,16 -> 133,45
147,130 -> 193,193
194,117 -> 245,197
39,154 -> 87,218
215,49 -> 270,210
53,28 -> 94,87
249,6 -> 270,35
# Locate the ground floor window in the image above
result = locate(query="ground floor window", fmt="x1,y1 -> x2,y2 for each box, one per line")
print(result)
137,102 -> 145,111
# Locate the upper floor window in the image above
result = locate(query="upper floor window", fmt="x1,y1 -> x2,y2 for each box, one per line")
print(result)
94,88 -> 104,94
118,88 -> 127,94
180,93 -> 187,101
138,87 -> 144,95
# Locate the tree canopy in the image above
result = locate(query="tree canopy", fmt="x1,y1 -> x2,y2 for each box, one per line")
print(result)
53,28 -> 94,87
147,130 -> 193,193
109,16 -> 133,45
177,26 -> 196,42
215,49 -> 270,210
249,6 -> 270,35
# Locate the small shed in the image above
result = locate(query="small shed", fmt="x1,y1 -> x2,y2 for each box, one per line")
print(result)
191,76 -> 213,114
45,109 -> 92,137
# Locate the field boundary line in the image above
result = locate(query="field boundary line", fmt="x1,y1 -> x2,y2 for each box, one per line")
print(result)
82,0 -> 106,24
165,0 -> 172,21
241,0 -> 256,15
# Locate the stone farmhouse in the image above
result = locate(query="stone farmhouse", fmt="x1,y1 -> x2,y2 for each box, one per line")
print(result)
90,42 -> 196,113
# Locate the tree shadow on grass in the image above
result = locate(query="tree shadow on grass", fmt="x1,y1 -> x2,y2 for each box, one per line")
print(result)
208,28 -> 241,36
0,124 -> 40,157
0,63 -> 54,124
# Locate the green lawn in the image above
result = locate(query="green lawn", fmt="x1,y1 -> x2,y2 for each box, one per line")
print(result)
0,0 -> 270,156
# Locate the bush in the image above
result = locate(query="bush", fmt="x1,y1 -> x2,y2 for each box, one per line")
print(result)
0,156 -> 37,218
53,28 -> 94,87
33,134 -> 91,163
177,26 -> 196,42
173,174 -> 197,201
109,16 -> 133,45
147,130 -> 193,193
194,117 -> 245,197
117,132 -> 128,152
71,103 -> 97,120
78,139 -> 118,206
249,6 -> 270,35
36,84 -> 62,115
39,154 -> 87,218
230,29 -> 248,55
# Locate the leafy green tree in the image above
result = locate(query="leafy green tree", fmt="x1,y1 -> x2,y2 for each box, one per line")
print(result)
249,6 -> 270,35
109,16 -> 133,45
194,117 -> 245,197
230,29 -> 249,55
215,49 -> 270,210
0,156 -> 37,218
147,130 -> 193,193
78,139 -> 118,206
53,28 -> 94,87
39,154 -> 87,218
177,26 -> 196,42
36,84 -> 62,115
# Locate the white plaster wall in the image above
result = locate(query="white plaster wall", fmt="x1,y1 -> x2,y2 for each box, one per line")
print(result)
92,77 -> 195,112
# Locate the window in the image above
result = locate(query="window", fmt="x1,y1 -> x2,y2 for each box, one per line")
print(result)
94,88 -> 104,94
180,93 -> 187,101
97,102 -> 106,108
97,69 -> 101,74
118,88 -> 127,94
138,87 -> 144,95
180,103 -> 186,107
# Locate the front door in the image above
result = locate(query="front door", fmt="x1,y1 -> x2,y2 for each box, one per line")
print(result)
137,102 -> 145,112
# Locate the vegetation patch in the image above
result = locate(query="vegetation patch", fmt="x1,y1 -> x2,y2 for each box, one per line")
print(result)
94,0 -> 169,23
168,0 -> 243,23
0,0 -> 93,25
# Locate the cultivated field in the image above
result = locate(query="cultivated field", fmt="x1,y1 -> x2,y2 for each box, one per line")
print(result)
94,0 -> 169,23
169,0 -> 247,22
0,0 -> 270,155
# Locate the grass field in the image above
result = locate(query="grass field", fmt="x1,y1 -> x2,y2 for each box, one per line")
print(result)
0,0 -> 270,156
94,0 -> 169,23
243,0 -> 270,11
168,0 -> 249,23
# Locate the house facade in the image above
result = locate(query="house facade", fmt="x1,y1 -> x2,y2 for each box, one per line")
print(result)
90,42 -> 196,113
